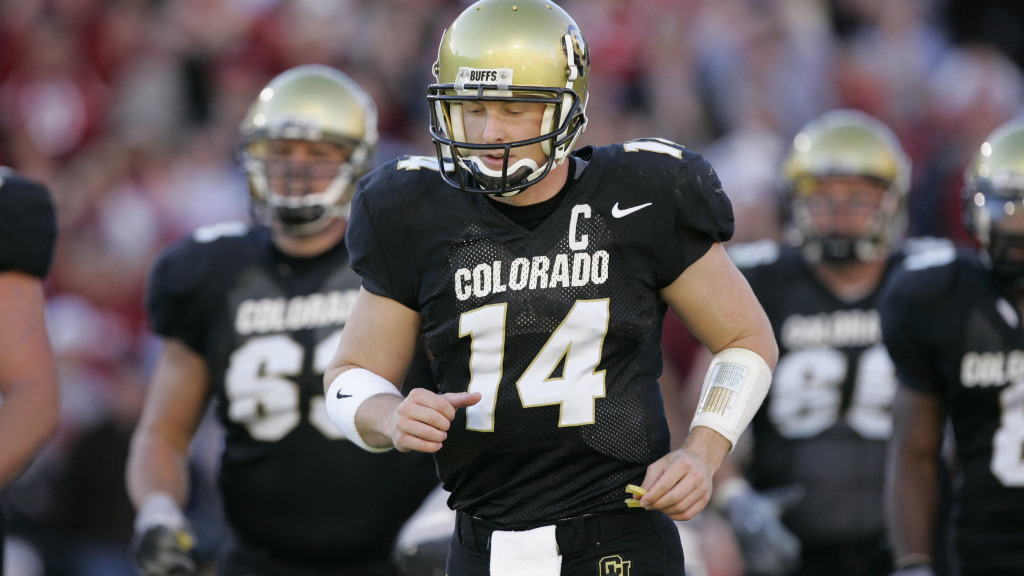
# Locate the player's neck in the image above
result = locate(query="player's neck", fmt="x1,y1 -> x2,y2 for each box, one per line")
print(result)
813,259 -> 887,302
489,161 -> 570,207
272,219 -> 347,258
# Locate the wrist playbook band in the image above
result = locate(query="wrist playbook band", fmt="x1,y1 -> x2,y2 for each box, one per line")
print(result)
689,347 -> 772,450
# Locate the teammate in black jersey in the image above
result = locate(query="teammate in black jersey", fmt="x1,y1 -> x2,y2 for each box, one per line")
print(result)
697,110 -> 912,576
882,118 -> 1024,576
0,169 -> 59,570
125,65 -> 440,576
321,2 -> 777,575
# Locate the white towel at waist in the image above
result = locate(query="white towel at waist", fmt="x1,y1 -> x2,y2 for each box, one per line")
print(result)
489,524 -> 561,576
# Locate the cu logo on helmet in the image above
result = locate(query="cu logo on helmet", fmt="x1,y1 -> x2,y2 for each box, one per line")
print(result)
568,25 -> 589,68
598,555 -> 631,576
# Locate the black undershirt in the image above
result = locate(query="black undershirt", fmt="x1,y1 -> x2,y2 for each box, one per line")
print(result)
486,157 -> 577,231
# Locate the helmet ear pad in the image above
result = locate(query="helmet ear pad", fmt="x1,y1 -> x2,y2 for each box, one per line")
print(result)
541,103 -> 555,156
449,103 -> 466,143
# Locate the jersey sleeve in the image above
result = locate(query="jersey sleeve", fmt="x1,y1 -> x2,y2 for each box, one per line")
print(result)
0,174 -> 57,278
145,238 -> 211,353
346,166 -> 420,310
879,267 -> 943,395
652,154 -> 735,287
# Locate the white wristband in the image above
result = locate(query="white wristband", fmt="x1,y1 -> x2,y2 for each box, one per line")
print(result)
690,347 -> 772,450
326,368 -> 403,453
135,492 -> 186,532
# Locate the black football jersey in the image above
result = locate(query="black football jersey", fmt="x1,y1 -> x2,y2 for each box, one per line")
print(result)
730,240 -> 902,546
0,169 -> 57,278
347,140 -> 735,526
880,244 -> 1024,574
146,222 -> 439,564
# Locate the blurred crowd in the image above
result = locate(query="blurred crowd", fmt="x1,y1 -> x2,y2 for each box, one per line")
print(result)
1,0 -> 1023,575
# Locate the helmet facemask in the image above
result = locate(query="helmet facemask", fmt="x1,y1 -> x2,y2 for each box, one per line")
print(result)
788,176 -> 903,263
429,85 -> 584,196
242,138 -> 368,236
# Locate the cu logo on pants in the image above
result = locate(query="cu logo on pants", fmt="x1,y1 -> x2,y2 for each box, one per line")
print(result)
599,555 -> 631,576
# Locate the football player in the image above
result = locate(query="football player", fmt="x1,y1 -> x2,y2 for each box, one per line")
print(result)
125,65 -> 440,576
882,117 -> 1024,576
702,109 -> 912,576
0,168 -> 59,569
321,1 -> 777,575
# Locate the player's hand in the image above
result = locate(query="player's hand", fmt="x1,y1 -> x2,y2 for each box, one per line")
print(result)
718,480 -> 802,576
391,388 -> 480,453
130,525 -> 197,576
130,494 -> 196,576
635,448 -> 715,521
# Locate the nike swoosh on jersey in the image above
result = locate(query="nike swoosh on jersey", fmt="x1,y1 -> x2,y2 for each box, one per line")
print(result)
611,202 -> 653,218
337,391 -> 352,399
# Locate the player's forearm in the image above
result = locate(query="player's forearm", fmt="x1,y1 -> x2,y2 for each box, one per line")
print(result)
126,432 -> 191,508
886,450 -> 938,560
887,387 -> 943,563
0,385 -> 59,486
0,277 -> 59,487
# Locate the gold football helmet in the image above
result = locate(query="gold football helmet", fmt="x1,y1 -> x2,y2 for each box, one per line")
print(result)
781,109 -> 910,262
428,0 -> 589,196
239,64 -> 378,235
964,118 -> 1024,282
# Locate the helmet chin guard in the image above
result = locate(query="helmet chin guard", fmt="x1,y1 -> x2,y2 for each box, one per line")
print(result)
464,155 -> 542,197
